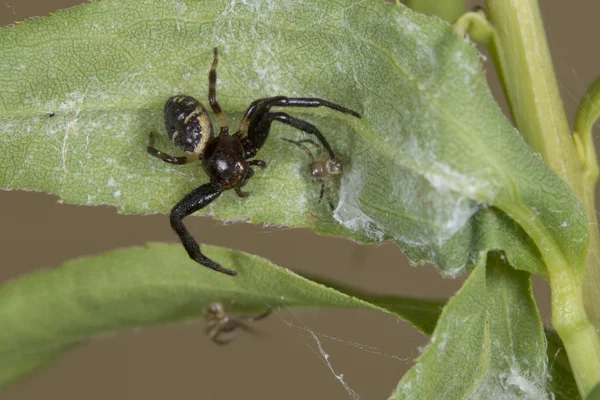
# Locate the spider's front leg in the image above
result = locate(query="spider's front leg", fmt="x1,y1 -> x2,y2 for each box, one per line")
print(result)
170,182 -> 237,275
238,97 -> 360,159
242,112 -> 337,160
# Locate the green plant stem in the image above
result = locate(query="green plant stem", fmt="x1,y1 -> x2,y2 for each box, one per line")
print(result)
574,77 -> 600,332
551,270 -> 600,397
485,0 -> 579,188
484,0 -> 600,397
580,196 -> 600,331
508,206 -> 600,397
403,0 -> 466,22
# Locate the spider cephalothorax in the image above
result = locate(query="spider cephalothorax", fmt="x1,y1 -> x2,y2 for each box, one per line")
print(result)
148,48 -> 360,275
205,301 -> 271,345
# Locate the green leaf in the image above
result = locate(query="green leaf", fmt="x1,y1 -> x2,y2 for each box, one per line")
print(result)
400,206 -> 547,278
0,241 -> 576,394
547,330 -> 581,400
390,253 -> 549,399
310,272 -> 580,399
302,274 -> 444,335
404,0 -> 467,22
585,382 -> 600,400
313,275 -> 578,399
0,243 -> 444,387
0,1 -> 586,274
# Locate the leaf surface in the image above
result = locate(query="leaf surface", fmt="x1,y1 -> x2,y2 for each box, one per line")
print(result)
0,0 -> 587,276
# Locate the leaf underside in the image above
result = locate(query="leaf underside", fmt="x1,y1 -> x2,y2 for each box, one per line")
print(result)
0,243 -> 443,387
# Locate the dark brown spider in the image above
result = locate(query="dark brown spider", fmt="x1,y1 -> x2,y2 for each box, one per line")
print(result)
281,138 -> 343,210
205,301 -> 271,345
148,47 -> 360,275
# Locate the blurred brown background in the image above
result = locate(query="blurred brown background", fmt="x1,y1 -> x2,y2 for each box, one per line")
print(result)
1,1 -> 598,399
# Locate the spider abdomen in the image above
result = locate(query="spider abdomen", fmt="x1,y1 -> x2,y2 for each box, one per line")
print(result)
164,95 -> 214,155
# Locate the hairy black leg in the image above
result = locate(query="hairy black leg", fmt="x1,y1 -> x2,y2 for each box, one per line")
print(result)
237,97 -> 269,137
280,138 -> 316,162
239,96 -> 360,138
147,133 -> 195,164
267,97 -> 360,117
244,112 -> 336,159
170,183 -> 236,275
208,47 -> 229,135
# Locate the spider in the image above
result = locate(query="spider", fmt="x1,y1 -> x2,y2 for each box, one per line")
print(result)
148,47 -> 360,275
281,138 -> 343,211
205,301 -> 271,345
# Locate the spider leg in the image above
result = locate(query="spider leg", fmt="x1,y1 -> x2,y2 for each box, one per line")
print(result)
241,309 -> 272,322
230,310 -> 272,333
209,322 -> 237,345
170,183 -> 237,275
239,96 -> 360,137
239,96 -> 360,157
323,184 -> 335,211
235,187 -> 250,198
208,48 -> 229,136
294,139 -> 322,152
319,182 -> 325,202
234,166 -> 258,198
147,132 -> 196,164
236,97 -> 267,138
212,333 -> 236,345
243,112 -> 336,159
232,161 -> 265,198
280,138 -> 316,162
268,97 -> 360,117
248,159 -> 266,168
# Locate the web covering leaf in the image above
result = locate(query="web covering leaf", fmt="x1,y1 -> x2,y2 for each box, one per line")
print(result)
0,0 -> 587,275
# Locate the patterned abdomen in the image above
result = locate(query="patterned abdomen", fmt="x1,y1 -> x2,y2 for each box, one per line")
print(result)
163,95 -> 214,154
